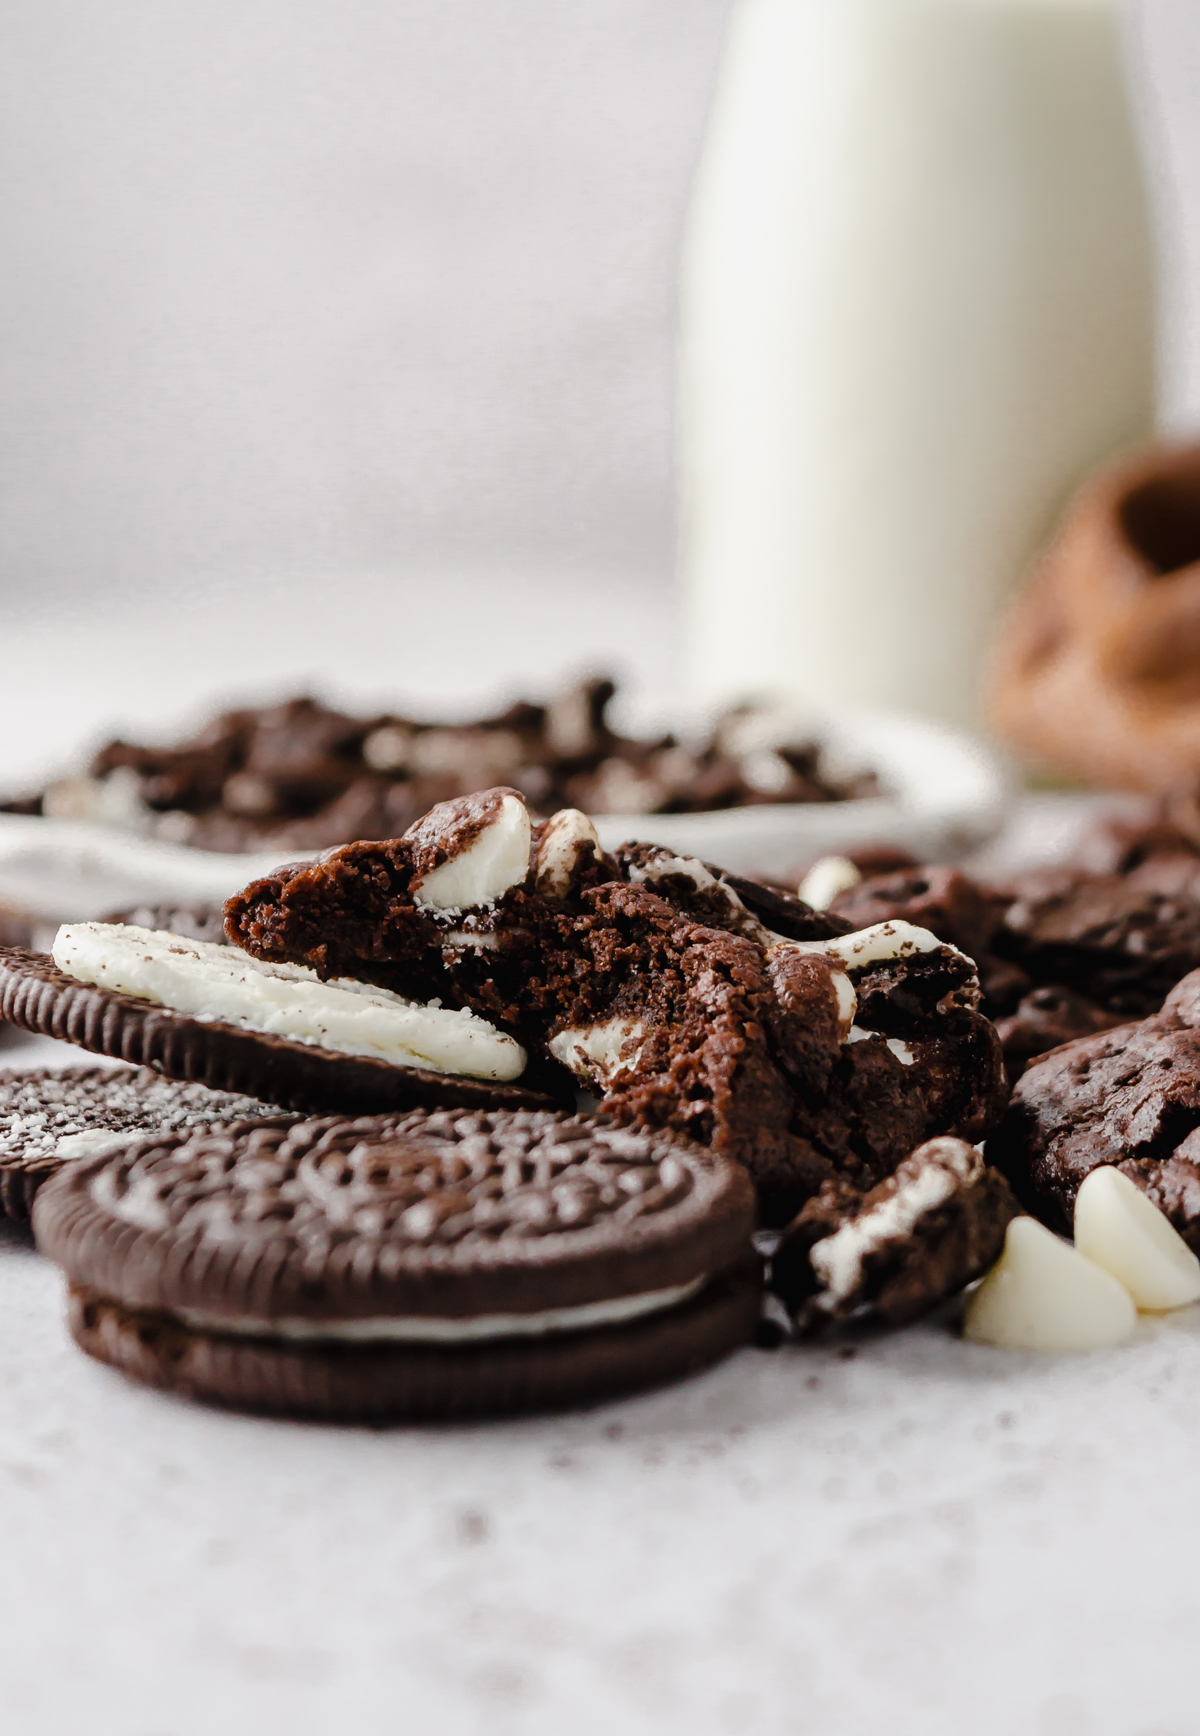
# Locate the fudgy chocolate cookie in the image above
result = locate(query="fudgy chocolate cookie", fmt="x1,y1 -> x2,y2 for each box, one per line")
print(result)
224,788 -> 1008,1223
991,969 -> 1200,1250
831,858 -> 1200,1080
770,1138 -> 1018,1332
997,868 -> 1200,1015
34,1109 -> 760,1420
4,679 -> 878,855
0,1065 -> 291,1222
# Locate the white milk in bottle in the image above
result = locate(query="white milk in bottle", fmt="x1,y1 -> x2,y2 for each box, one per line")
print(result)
679,0 -> 1157,727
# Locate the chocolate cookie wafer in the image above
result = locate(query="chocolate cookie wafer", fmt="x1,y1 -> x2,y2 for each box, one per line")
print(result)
34,1109 -> 761,1420
0,1065 -> 293,1222
0,942 -> 565,1118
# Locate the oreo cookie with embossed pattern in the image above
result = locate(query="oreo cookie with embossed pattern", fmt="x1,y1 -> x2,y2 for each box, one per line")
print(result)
33,1108 -> 760,1420
0,945 -> 565,1119
0,1065 -> 295,1224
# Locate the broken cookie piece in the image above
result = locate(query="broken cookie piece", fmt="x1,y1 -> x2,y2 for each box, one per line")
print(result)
770,1138 -> 1019,1331
224,788 -> 1009,1223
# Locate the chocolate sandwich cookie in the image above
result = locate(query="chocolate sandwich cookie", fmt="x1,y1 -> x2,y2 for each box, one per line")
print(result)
0,1065 -> 293,1222
991,968 -> 1200,1251
225,788 -> 1008,1224
0,942 -> 563,1119
34,1109 -> 760,1420
770,1139 -> 1019,1332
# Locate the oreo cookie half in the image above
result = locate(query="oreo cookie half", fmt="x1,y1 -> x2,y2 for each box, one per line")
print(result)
0,942 -> 563,1118
0,1065 -> 294,1223
34,1110 -> 760,1420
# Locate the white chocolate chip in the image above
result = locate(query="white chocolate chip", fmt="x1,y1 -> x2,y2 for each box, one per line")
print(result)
829,970 -> 857,1040
1073,1167 -> 1200,1313
548,1017 -> 646,1086
413,793 -> 532,914
534,809 -> 601,897
963,1216 -> 1136,1352
781,919 -> 952,969
797,856 -> 862,911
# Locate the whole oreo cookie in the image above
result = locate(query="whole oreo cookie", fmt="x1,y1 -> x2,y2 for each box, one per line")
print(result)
33,1109 -> 760,1420
0,1065 -> 294,1223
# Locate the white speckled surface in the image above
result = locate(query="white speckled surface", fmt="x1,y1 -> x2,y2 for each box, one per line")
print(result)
0,585 -> 1195,1732
0,1200 -> 1197,1736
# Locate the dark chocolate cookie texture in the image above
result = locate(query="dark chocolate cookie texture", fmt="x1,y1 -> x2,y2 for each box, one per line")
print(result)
225,789 -> 1008,1223
991,969 -> 1200,1251
771,1138 -> 1019,1332
34,1109 -> 760,1420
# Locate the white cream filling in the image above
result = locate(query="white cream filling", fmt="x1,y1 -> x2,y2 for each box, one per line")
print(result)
171,1276 -> 707,1343
811,1148 -> 974,1306
413,793 -> 532,913
548,1017 -> 647,1085
534,808 -> 602,896
53,924 -> 526,1082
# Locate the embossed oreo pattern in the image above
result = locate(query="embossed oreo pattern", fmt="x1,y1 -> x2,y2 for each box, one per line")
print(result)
35,1110 -> 756,1324
91,1112 -> 698,1246
0,1065 -> 292,1222
0,946 -> 561,1117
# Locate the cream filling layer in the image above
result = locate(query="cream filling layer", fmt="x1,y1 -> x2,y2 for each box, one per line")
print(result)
170,1275 -> 707,1344
53,923 -> 526,1081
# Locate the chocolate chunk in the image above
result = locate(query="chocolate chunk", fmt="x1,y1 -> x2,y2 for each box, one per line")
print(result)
34,1110 -> 761,1420
771,1138 -> 1019,1330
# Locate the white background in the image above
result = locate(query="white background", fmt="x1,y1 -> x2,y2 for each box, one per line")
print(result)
1,1 -> 1198,650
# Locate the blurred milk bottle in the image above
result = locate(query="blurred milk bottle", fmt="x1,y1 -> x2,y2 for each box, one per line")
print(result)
679,0 -> 1157,728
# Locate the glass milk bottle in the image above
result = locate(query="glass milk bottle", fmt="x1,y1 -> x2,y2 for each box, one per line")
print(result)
679,0 -> 1157,729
